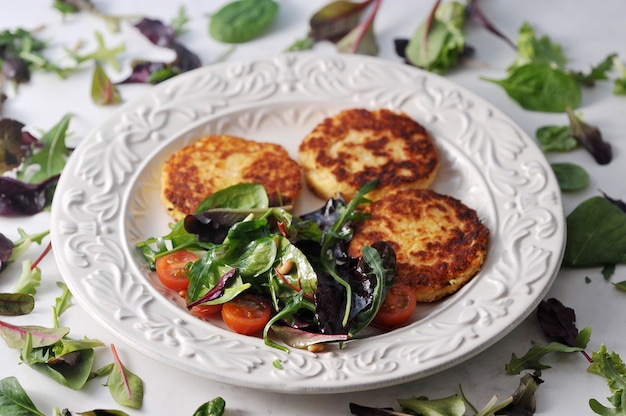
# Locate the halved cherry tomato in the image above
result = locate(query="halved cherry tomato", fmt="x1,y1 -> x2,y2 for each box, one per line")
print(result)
155,250 -> 198,292
373,283 -> 417,328
221,294 -> 272,335
190,303 -> 223,320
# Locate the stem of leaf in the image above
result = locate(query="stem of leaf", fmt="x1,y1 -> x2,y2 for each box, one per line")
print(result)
31,241 -> 52,270
111,344 -> 133,401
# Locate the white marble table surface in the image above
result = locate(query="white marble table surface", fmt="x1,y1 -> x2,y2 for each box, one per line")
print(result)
1,0 -> 625,414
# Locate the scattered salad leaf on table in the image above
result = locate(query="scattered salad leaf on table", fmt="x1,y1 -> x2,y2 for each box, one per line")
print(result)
192,396 -> 226,416
0,376 -> 46,416
566,107 -> 612,165
550,162 -> 589,192
208,0 -> 279,44
562,195 -> 626,267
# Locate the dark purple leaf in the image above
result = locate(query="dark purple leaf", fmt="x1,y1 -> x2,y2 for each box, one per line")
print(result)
0,233 -> 13,272
170,42 -> 201,73
134,18 -> 176,47
601,191 -> 626,213
566,107 -> 612,165
0,175 -> 58,216
0,118 -> 26,173
117,61 -> 168,84
394,38 -> 409,59
537,298 -> 579,347
1,56 -> 31,84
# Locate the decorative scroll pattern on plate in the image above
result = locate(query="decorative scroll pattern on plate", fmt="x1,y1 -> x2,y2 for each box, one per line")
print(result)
51,53 -> 564,394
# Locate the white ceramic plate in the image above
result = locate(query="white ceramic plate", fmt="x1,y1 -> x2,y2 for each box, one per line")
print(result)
51,53 -> 565,394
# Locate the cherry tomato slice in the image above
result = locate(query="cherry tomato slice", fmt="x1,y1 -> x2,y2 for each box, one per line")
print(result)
155,250 -> 198,292
221,294 -> 272,335
190,303 -> 223,320
373,283 -> 417,328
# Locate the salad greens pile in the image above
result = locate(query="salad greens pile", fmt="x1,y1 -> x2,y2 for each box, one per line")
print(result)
137,181 -> 396,351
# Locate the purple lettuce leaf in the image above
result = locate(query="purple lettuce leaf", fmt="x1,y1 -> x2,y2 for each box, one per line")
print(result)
0,175 -> 59,216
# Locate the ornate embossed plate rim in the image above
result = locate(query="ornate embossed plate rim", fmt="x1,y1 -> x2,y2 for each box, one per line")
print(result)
50,52 -> 565,394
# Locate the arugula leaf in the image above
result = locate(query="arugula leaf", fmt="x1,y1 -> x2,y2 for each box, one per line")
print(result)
588,345 -> 626,416
9,229 -> 49,263
507,22 -> 568,73
67,32 -> 125,72
0,376 -> 46,416
505,341 -> 583,375
569,53 -> 617,86
17,114 -> 72,185
11,260 -> 41,296
613,57 -> 626,95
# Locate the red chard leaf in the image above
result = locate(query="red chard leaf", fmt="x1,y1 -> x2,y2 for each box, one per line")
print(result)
309,0 -> 374,42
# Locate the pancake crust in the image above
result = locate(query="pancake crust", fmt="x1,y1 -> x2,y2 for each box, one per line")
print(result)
161,135 -> 302,221
348,189 -> 489,303
298,108 -> 439,202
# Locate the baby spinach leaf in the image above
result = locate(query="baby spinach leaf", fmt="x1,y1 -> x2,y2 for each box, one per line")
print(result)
195,183 -> 269,213
536,125 -> 578,152
551,162 -> 589,192
0,376 -> 45,416
482,63 -> 581,112
209,0 -> 279,44
0,293 -> 34,316
563,196 -> 626,267
192,396 -> 226,416
27,348 -> 96,390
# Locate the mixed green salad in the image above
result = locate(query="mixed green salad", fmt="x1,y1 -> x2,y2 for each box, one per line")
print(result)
136,180 -> 414,352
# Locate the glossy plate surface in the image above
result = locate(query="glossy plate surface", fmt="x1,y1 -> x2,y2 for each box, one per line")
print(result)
51,53 -> 565,394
